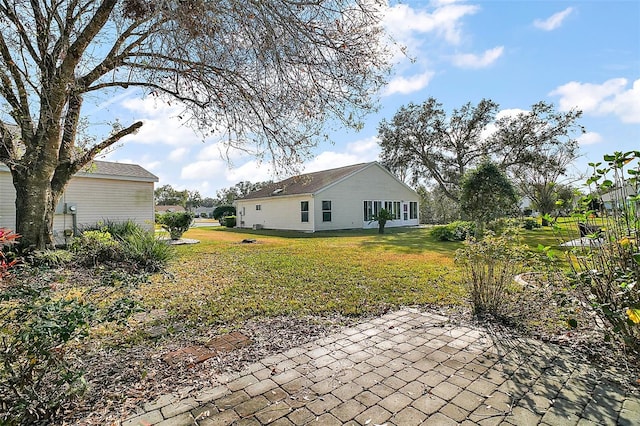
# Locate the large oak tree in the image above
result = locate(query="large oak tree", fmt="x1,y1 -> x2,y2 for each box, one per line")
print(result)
0,0 -> 390,249
378,98 -> 583,207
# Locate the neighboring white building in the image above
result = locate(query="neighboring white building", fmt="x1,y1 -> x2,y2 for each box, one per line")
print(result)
600,183 -> 637,210
1,160 -> 158,245
235,162 -> 419,232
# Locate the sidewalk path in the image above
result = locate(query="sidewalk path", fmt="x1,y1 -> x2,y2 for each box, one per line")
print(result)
122,309 -> 639,425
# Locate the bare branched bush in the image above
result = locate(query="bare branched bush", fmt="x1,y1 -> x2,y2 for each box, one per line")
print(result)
455,232 -> 529,316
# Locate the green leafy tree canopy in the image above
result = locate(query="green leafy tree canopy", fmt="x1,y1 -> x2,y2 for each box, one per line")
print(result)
459,161 -> 518,231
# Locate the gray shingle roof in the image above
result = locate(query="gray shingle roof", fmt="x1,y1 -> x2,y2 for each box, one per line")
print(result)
239,162 -> 374,200
79,160 -> 159,182
1,159 -> 158,182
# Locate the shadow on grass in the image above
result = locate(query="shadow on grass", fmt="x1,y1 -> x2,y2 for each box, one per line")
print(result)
358,227 -> 463,256
195,222 -> 580,260
202,226 -> 462,256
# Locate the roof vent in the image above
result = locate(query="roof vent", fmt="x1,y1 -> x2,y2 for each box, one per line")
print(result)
272,188 -> 284,195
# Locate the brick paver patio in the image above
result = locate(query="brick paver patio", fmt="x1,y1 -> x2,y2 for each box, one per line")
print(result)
122,309 -> 639,425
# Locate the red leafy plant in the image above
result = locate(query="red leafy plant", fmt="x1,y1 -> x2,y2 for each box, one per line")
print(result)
0,228 -> 19,281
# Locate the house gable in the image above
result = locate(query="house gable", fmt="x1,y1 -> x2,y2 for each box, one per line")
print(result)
238,162 -> 371,201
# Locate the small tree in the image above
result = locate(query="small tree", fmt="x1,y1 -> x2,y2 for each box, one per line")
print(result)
213,206 -> 236,221
371,208 -> 394,234
460,161 -> 518,236
157,212 -> 194,240
154,185 -> 189,207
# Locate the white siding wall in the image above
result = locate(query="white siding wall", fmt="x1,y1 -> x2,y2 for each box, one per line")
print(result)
0,170 -> 155,244
236,195 -> 314,232
314,164 -> 419,231
59,176 -> 155,233
0,169 -> 15,230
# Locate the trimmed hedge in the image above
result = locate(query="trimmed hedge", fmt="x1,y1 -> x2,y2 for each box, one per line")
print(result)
430,221 -> 475,241
220,215 -> 236,228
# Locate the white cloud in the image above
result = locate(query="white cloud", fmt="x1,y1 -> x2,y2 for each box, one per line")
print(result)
384,71 -> 435,96
144,160 -> 162,171
224,160 -> 275,183
169,147 -> 189,162
181,156 -> 276,188
196,141 -> 251,163
195,181 -> 212,196
384,3 -> 480,46
303,136 -> 381,173
119,118 -> 203,146
303,151 -> 362,173
534,7 -> 574,31
549,78 -> 640,123
452,46 -> 504,69
578,132 -> 603,146
599,79 -> 640,123
180,159 -> 228,180
346,136 -> 380,158
117,97 -> 215,146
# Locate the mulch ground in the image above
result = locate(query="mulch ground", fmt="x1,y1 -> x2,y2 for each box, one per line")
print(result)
5,266 -> 638,425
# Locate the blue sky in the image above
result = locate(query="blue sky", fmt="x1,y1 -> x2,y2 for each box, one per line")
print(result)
97,0 -> 640,198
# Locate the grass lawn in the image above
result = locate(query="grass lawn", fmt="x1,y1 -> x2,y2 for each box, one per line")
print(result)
139,220 -> 578,328
141,226 -> 466,327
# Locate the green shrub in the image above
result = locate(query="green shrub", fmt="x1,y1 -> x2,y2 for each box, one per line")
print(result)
120,228 -> 174,272
0,282 -> 93,424
30,249 -> 74,267
221,215 -> 237,228
95,219 -> 143,238
563,150 -> 640,351
80,219 -> 142,238
157,211 -> 195,240
70,230 -> 122,266
521,217 -> 541,230
430,221 -> 475,241
455,232 -> 529,316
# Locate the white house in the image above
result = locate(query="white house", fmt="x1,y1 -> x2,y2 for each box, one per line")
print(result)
235,162 -> 419,232
1,160 -> 158,245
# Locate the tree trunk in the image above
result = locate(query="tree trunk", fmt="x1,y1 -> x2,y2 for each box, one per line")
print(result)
378,220 -> 386,234
12,168 -> 60,250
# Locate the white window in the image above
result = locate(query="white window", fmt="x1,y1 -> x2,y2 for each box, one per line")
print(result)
301,201 -> 309,222
322,200 -> 332,222
364,200 -> 385,221
256,204 -> 261,211
410,202 -> 418,220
